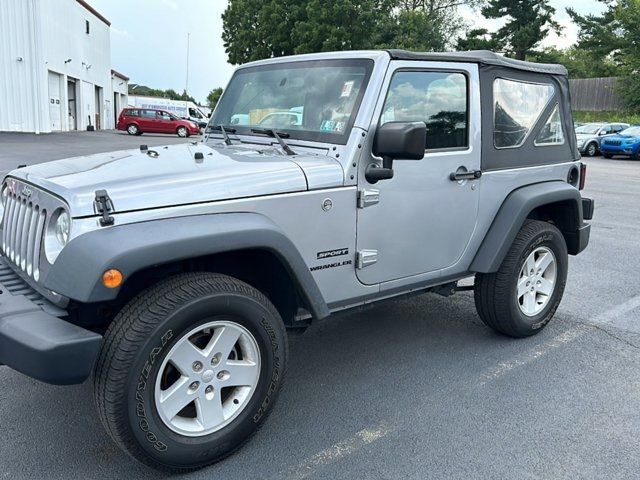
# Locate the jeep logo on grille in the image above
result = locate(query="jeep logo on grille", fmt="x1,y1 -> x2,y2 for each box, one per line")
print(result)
21,186 -> 32,198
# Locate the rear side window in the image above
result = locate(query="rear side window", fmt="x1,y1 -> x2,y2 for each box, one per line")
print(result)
124,109 -> 139,117
494,78 -> 555,148
534,105 -> 564,146
380,70 -> 468,150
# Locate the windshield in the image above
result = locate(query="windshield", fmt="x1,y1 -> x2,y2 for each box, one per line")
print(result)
620,126 -> 640,136
575,123 -> 603,134
210,59 -> 374,144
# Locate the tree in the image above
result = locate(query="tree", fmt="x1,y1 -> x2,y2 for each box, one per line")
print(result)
569,0 -> 640,111
207,88 -> 224,109
529,46 -> 617,79
221,0 -> 477,65
456,28 -> 503,51
481,0 -> 561,60
128,84 -> 195,103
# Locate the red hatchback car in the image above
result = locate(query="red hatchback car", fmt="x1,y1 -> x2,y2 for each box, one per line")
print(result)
117,108 -> 200,137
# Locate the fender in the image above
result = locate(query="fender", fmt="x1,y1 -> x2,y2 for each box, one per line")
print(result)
470,181 -> 586,273
44,213 -> 330,319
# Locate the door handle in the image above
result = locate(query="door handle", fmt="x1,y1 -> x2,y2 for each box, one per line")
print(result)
449,169 -> 482,181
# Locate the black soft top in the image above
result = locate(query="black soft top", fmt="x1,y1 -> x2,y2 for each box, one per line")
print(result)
387,49 -> 568,76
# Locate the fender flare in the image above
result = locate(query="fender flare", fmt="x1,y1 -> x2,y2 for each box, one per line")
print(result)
44,213 -> 330,319
470,181 -> 584,273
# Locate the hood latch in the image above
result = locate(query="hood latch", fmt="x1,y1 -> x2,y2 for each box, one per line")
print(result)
94,189 -> 115,227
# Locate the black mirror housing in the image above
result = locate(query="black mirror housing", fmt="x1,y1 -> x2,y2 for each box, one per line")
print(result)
366,121 -> 426,183
373,121 -> 427,160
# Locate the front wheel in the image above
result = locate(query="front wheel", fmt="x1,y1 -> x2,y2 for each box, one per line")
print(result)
177,126 -> 188,137
584,142 -> 598,157
93,273 -> 288,472
474,220 -> 568,338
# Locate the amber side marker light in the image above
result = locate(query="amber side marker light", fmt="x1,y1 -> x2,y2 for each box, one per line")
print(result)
102,269 -> 123,288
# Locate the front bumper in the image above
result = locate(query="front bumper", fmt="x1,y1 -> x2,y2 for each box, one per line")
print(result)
0,280 -> 102,385
600,144 -> 639,156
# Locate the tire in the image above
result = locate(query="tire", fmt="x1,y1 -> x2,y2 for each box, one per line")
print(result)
93,272 -> 288,472
603,153 -> 613,159
177,126 -> 188,138
584,142 -> 598,157
127,124 -> 139,136
474,220 -> 568,338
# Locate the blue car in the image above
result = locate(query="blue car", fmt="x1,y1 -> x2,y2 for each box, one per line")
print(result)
600,126 -> 640,160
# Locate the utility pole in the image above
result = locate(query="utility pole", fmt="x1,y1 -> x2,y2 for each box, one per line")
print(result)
185,32 -> 190,113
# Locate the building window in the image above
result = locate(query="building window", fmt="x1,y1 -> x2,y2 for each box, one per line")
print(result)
86,20 -> 90,34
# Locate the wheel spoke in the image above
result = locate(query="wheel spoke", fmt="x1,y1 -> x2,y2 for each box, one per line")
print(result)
195,395 -> 225,430
538,278 -> 554,296
526,253 -> 536,274
523,290 -> 536,313
536,251 -> 554,274
517,276 -> 529,297
169,339 -> 207,375
223,360 -> 259,387
204,326 -> 241,360
158,376 -> 192,420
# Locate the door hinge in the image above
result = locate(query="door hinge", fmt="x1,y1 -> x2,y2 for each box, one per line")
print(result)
357,188 -> 380,208
94,189 -> 115,227
356,249 -> 378,269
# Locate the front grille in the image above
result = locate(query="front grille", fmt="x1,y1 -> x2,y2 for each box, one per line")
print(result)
605,140 -> 621,146
2,192 -> 47,280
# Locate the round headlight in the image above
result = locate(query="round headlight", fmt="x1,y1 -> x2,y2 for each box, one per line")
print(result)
55,211 -> 70,245
44,209 -> 71,264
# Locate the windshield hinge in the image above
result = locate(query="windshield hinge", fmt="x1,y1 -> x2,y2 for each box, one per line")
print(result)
94,189 -> 115,227
357,189 -> 380,208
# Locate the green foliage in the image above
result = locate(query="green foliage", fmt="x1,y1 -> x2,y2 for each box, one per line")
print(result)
528,47 -> 617,79
222,0 -> 476,65
573,110 -> 640,125
128,85 -> 196,103
570,0 -> 640,112
616,0 -> 640,111
481,0 -> 560,60
206,88 -> 224,110
456,28 -> 502,51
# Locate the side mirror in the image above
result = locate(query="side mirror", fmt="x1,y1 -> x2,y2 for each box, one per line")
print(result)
366,121 -> 426,183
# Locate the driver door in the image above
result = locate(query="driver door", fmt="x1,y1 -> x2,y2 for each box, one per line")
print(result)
356,62 -> 481,285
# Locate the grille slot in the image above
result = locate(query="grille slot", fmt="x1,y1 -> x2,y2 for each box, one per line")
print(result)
1,183 -> 50,281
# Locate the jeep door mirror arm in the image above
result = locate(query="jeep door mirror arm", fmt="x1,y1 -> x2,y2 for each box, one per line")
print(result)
366,121 -> 427,184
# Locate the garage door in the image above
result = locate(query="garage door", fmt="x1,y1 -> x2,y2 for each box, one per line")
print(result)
48,71 -> 62,131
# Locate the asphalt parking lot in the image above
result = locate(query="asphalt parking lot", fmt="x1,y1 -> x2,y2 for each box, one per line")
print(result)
0,131 -> 639,479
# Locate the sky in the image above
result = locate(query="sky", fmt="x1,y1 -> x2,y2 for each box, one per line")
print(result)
90,0 -> 605,105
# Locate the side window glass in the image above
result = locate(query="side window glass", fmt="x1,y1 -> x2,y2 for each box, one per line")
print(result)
381,71 -> 468,150
534,104 -> 564,146
494,78 -> 555,148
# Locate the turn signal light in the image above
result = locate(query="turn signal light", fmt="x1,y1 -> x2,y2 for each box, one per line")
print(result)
579,162 -> 587,190
102,269 -> 123,289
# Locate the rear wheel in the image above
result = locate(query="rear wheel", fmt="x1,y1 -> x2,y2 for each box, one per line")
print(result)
474,220 -> 568,338
177,126 -> 188,138
93,273 -> 288,472
127,124 -> 139,136
585,142 -> 598,157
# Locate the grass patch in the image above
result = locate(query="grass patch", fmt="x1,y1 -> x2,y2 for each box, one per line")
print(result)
573,110 -> 640,125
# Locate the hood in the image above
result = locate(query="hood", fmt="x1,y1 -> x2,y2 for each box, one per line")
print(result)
11,143 -> 344,217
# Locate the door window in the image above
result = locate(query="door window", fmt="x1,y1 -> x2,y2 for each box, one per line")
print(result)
157,111 -> 173,121
493,78 -> 555,148
380,71 -> 468,150
141,110 -> 156,119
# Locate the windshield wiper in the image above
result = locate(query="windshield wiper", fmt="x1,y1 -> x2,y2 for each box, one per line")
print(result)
251,128 -> 297,156
206,124 -> 237,145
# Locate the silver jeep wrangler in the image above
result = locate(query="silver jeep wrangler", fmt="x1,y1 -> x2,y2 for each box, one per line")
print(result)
0,50 -> 593,471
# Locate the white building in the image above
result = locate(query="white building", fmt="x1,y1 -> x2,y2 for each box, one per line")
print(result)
0,0 -> 128,133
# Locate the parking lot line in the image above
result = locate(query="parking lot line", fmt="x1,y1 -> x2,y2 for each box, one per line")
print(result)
279,423 -> 394,480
